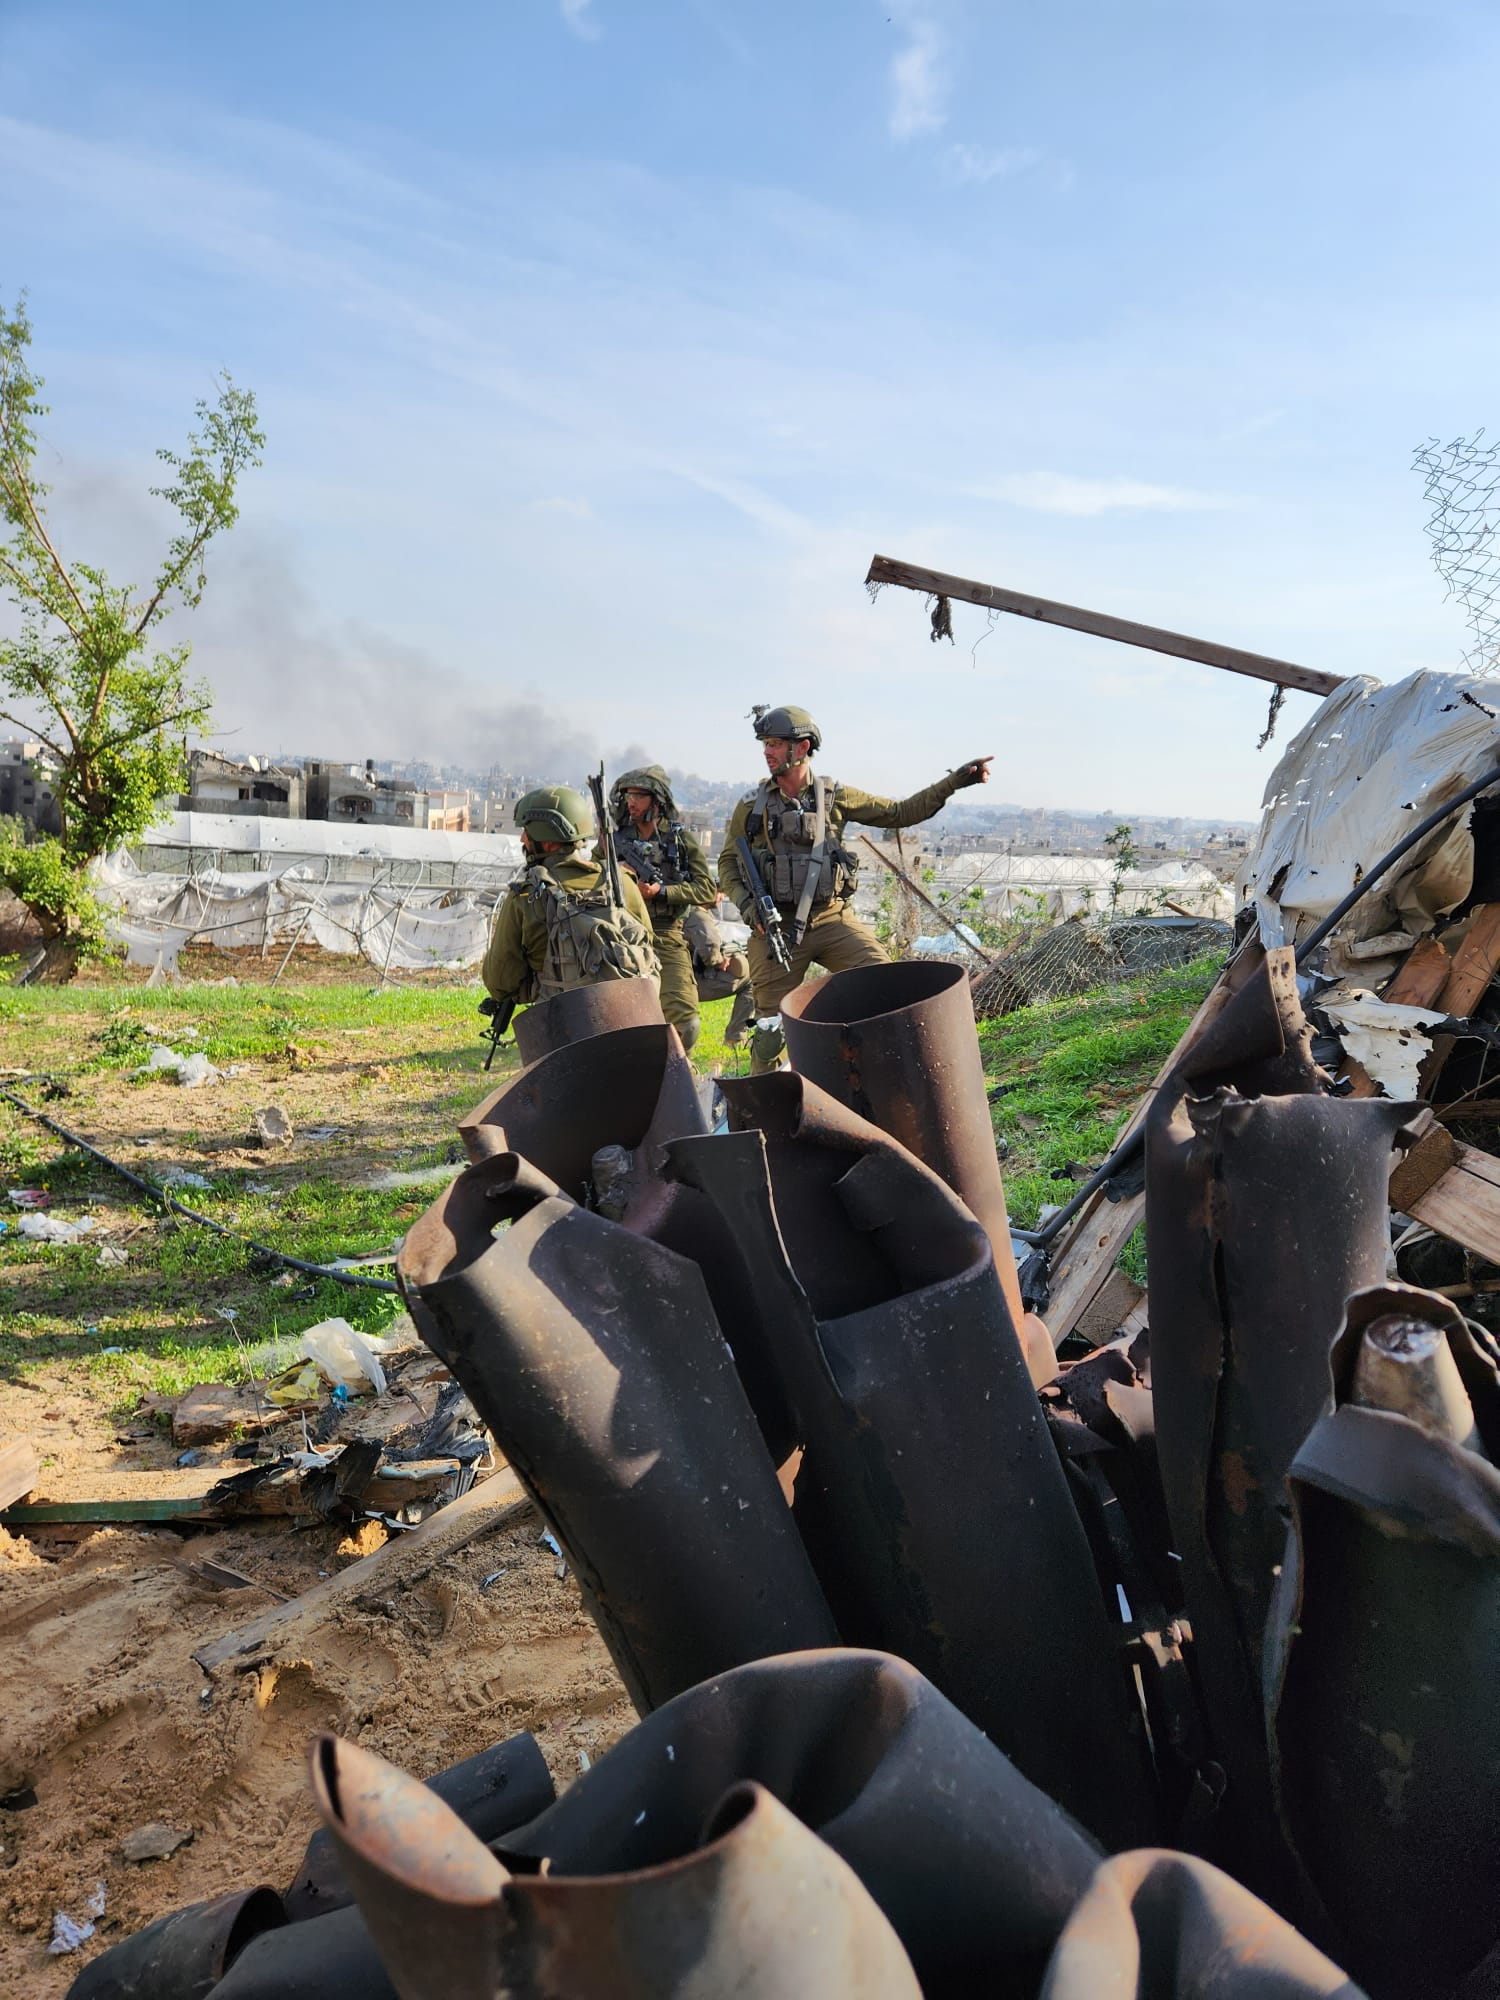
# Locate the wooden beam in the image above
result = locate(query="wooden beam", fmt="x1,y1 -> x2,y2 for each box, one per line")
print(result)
0,1439 -> 39,1513
1390,1121 -> 1500,1266
866,554 -> 1344,698
194,1470 -> 528,1673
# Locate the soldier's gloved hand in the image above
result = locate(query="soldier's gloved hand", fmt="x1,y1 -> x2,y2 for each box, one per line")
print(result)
954,756 -> 993,788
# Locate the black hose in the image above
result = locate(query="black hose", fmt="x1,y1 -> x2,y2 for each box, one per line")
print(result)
0,1085 -> 400,1293
1011,760 -> 1500,1250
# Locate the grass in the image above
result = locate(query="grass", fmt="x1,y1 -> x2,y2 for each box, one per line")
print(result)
0,976 -> 753,1422
0,953 -> 1215,1423
978,951 -> 1224,1279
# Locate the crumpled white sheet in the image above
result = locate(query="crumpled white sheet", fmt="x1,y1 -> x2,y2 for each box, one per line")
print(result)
1319,986 -> 1452,1099
1238,668 -> 1500,964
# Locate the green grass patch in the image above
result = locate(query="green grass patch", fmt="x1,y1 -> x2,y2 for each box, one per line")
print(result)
979,951 -> 1223,1277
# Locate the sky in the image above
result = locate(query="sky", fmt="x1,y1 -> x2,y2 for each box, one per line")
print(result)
1,0 -> 1498,818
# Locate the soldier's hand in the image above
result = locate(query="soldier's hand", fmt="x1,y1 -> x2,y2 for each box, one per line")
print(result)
956,756 -> 993,788
640,879 -> 662,899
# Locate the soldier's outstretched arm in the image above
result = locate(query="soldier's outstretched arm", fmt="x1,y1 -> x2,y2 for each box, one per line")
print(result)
841,757 -> 993,830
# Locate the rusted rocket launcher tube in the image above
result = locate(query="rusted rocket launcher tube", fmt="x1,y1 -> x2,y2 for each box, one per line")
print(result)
779,961 -> 1028,1333
1269,1282 -> 1500,2000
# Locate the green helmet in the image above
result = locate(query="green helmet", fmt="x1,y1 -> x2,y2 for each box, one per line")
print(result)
610,764 -> 676,823
752,704 -> 821,753
513,784 -> 593,846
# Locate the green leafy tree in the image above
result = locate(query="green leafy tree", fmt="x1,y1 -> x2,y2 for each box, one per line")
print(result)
1103,822 -> 1139,919
0,294 -> 264,977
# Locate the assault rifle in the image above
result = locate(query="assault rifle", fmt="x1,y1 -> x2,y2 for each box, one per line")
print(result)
588,766 -> 627,912
478,995 -> 516,1071
735,836 -> 793,972
612,829 -> 661,888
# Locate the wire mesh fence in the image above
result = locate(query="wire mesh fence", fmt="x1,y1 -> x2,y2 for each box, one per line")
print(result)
890,912 -> 1232,1019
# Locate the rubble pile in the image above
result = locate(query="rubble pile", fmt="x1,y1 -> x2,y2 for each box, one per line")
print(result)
66,669 -> 1500,1998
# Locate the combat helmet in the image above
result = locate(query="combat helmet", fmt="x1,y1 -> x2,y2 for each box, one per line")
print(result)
513,784 -> 593,846
609,764 -> 677,824
751,704 -> 822,753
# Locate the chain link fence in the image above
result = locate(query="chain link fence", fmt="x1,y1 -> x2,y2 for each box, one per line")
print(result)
887,911 -> 1231,1019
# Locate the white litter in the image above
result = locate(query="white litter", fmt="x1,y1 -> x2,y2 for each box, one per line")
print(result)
298,1317 -> 389,1396
364,1164 -> 461,1190
137,1046 -> 220,1087
19,1214 -> 96,1243
161,1167 -> 213,1191
97,1244 -> 129,1268
47,1883 -> 105,1954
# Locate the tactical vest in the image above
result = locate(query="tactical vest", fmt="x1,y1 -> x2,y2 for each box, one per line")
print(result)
747,778 -> 857,908
524,865 -> 659,997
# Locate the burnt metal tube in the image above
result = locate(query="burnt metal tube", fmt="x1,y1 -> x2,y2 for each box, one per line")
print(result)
511,974 -> 664,1066
1268,1282 -> 1500,1999
456,1018 -> 797,1464
497,1780 -> 920,1998
779,959 -> 1027,1328
397,1151 -> 838,1712
308,1734 -> 506,2000
63,1886 -> 287,2000
284,1731 -> 554,1923
500,1647 -> 1104,1996
668,1074 -> 1158,1852
1039,1849 -> 1362,2000
1144,948 -> 1417,1894
457,1020 -> 705,1189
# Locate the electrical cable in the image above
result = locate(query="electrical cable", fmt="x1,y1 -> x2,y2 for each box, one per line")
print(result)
1011,760 -> 1500,1250
0,1084 -> 400,1293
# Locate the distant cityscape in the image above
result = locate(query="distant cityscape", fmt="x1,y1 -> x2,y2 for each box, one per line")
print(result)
0,737 -> 1258,869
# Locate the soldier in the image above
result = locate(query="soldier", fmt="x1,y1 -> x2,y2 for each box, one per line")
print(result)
718,705 -> 992,1071
481,785 -> 658,1028
606,765 -> 717,1053
684,901 -> 756,1048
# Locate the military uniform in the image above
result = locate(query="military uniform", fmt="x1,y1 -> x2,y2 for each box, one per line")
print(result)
482,851 -> 655,1008
718,708 -> 988,1069
684,904 -> 756,1046
607,766 -> 717,1053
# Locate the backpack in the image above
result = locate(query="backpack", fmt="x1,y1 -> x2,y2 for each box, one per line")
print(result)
526,864 -> 659,997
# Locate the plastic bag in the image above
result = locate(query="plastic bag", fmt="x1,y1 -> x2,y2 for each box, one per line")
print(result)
298,1317 -> 388,1395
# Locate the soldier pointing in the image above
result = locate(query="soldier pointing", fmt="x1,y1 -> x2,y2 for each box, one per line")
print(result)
717,705 -> 992,1071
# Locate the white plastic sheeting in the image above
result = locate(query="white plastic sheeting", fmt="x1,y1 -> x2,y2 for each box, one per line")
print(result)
926,853 -> 1235,921
141,811 -> 525,871
1237,669 -> 1500,965
95,851 -> 507,976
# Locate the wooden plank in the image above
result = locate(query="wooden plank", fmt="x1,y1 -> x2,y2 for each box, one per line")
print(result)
194,1470 -> 527,1673
1439,904 -> 1500,1020
0,1457 -> 464,1529
1045,1192 -> 1146,1342
0,1439 -> 39,1512
3,1496 -> 211,1526
1406,1160 -> 1500,1267
866,555 -> 1344,698
1383,936 -> 1452,1008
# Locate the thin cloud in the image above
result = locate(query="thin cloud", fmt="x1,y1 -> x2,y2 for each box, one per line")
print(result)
976,472 -> 1234,517
943,144 -> 1044,186
888,11 -> 947,142
558,0 -> 602,42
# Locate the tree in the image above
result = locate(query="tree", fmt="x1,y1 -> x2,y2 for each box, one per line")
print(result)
0,294 -> 264,978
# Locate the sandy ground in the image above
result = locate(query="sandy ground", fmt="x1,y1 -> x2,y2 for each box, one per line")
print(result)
0,981 -> 635,1997
0,1485 -> 632,1995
